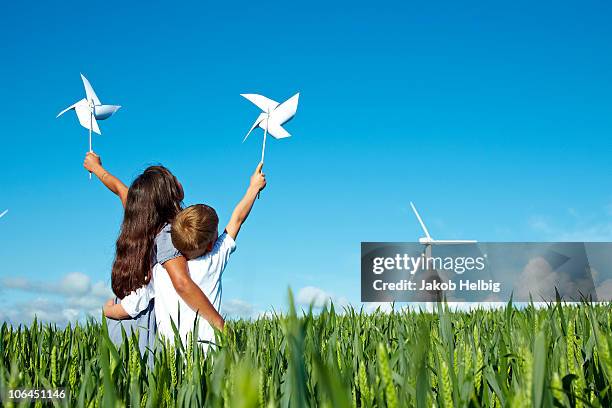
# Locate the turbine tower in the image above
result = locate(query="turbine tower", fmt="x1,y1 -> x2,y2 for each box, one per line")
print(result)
410,202 -> 477,301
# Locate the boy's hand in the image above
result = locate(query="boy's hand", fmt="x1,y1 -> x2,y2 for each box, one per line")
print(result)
250,162 -> 266,192
226,162 -> 266,240
84,152 -> 102,173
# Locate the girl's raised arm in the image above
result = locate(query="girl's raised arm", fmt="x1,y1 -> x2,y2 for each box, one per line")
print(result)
84,152 -> 129,208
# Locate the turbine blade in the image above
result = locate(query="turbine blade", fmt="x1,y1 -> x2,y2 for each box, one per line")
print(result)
410,202 -> 432,240
431,240 -> 477,244
241,93 -> 279,113
80,73 -> 101,105
270,92 -> 299,125
265,117 -> 291,139
0,209 -> 7,219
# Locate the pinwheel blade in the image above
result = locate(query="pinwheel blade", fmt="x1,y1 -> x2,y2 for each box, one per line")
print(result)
243,113 -> 267,142
270,92 -> 299,125
241,93 -> 279,113
0,209 -> 7,219
75,104 -> 101,135
80,73 -> 101,105
265,117 -> 291,139
57,99 -> 87,118
94,105 -> 121,120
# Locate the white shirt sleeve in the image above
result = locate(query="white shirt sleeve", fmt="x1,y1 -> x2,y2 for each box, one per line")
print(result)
210,232 -> 236,274
120,281 -> 155,318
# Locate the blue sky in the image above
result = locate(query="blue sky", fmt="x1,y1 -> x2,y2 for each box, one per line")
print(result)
0,0 -> 611,323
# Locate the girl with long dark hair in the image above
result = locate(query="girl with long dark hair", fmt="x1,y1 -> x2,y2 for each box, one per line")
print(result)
83,152 -> 224,352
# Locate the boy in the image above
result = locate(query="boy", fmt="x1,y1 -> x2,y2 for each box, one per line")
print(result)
104,162 -> 266,347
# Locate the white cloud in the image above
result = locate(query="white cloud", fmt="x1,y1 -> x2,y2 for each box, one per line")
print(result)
1,272 -> 97,297
7,274 -> 569,326
446,302 -> 507,312
91,281 -> 114,298
2,277 -> 30,290
529,204 -> 612,241
595,279 -> 612,300
0,298 -> 73,326
222,299 -> 257,319
0,273 -> 112,326
515,257 -> 558,299
257,310 -> 278,319
296,286 -> 332,308
59,272 -> 92,296
296,286 -> 349,309
362,302 -> 395,313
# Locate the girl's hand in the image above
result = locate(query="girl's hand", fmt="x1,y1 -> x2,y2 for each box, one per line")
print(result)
250,162 -> 266,192
84,152 -> 102,173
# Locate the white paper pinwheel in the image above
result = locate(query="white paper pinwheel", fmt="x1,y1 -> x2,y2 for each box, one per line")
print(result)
57,74 -> 121,150
241,92 -> 299,163
0,210 -> 7,219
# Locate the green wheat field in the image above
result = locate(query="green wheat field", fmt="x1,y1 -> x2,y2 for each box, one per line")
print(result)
1,292 -> 612,407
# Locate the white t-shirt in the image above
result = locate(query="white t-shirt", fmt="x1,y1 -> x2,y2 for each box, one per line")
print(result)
120,284 -> 155,318
160,232 -> 236,347
120,232 -> 236,349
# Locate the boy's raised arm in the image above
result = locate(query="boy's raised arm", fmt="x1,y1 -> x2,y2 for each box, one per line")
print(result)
225,162 -> 267,240
84,152 -> 129,208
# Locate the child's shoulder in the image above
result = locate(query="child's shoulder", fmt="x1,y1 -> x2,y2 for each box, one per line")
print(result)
155,223 -> 172,242
155,223 -> 181,264
209,232 -> 236,256
193,232 -> 236,264
215,231 -> 236,250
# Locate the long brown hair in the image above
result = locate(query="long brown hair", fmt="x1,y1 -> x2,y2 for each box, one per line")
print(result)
111,165 -> 184,298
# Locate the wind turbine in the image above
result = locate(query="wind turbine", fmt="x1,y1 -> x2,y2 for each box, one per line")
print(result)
0,209 -> 7,219
410,202 -> 476,301
57,74 -> 121,178
241,92 -> 299,164
410,202 -> 477,248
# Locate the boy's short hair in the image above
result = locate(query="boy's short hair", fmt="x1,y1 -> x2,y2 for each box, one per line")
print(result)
171,204 -> 219,259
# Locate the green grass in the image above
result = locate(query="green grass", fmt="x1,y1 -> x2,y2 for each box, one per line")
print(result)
1,292 -> 612,407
